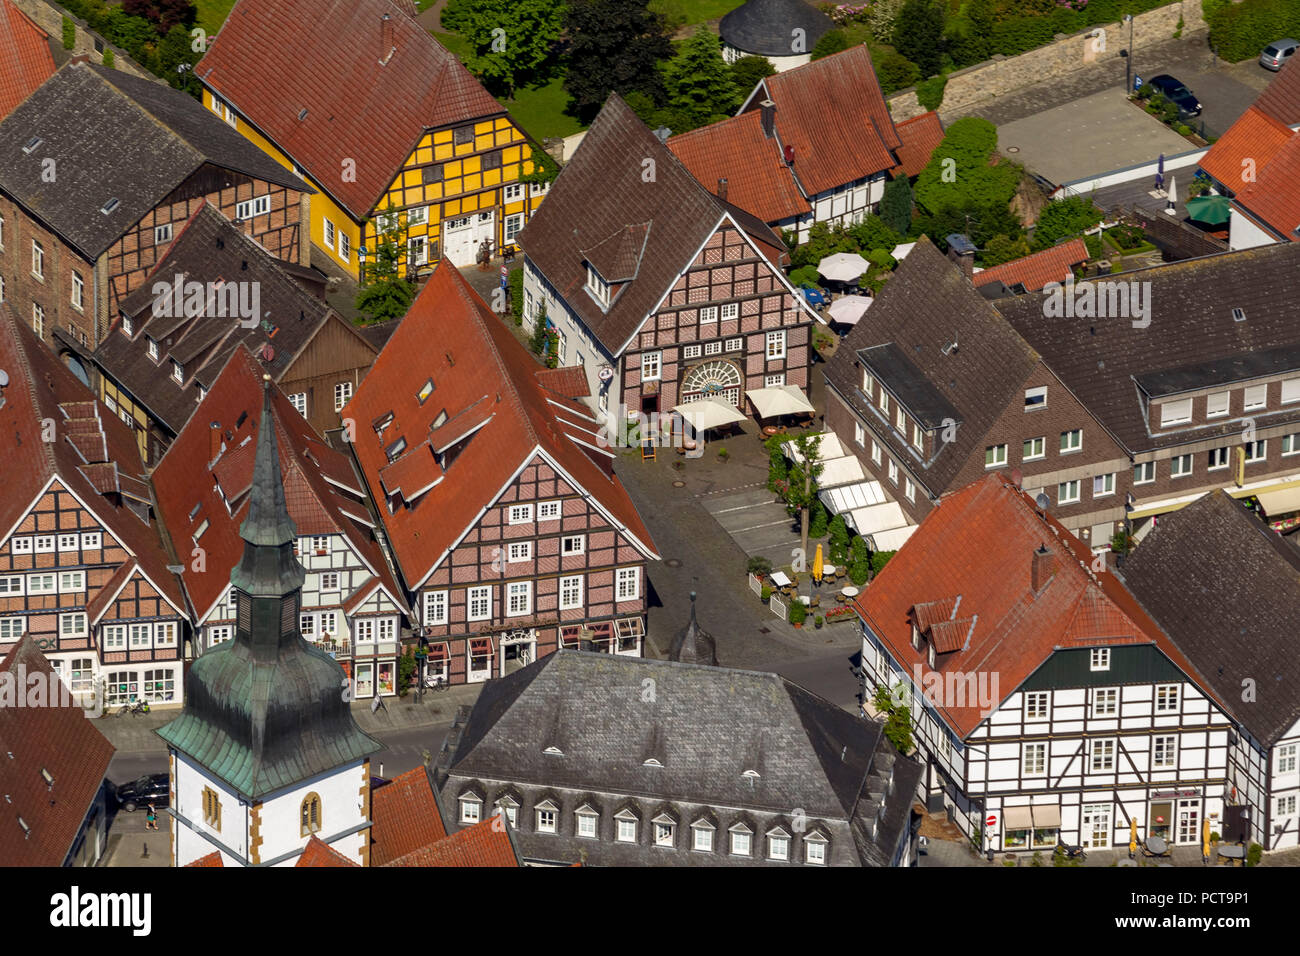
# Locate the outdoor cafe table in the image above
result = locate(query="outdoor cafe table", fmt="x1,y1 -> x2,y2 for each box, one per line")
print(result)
769,570 -> 792,588
1217,844 -> 1245,864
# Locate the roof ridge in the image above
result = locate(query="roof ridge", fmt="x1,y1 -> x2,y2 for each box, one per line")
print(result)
81,62 -> 205,177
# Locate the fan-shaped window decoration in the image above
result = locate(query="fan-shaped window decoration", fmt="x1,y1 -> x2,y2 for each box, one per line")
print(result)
681,360 -> 743,408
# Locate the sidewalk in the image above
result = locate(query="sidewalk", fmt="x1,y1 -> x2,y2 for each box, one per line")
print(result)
94,683 -> 484,754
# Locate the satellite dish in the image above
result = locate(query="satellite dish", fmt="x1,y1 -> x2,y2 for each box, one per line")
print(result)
1035,493 -> 1051,511
0,369 -> 8,387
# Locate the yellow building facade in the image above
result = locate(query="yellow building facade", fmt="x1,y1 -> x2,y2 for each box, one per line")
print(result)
202,90 -> 547,279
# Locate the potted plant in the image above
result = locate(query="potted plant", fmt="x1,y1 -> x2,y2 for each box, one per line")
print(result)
760,585 -> 773,605
814,614 -> 823,630
789,601 -> 807,629
717,446 -> 730,463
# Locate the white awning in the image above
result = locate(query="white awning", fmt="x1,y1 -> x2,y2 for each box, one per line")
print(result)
822,479 -> 887,514
747,385 -> 814,419
846,500 -> 907,535
1256,484 -> 1300,518
892,242 -> 916,260
828,295 -> 873,325
673,398 -> 746,432
784,430 -> 844,463
818,453 -> 866,489
862,524 -> 918,552
1004,806 -> 1034,830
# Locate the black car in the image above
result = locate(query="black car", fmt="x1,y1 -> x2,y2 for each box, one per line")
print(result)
1147,74 -> 1202,116
115,774 -> 169,812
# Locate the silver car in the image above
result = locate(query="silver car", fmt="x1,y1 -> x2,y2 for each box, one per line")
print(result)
1260,39 -> 1298,71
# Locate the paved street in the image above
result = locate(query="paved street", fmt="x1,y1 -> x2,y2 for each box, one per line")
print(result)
699,484 -> 801,567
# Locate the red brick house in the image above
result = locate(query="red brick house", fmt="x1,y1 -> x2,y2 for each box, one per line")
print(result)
0,61 -> 309,351
0,301 -> 188,707
344,262 -> 658,685
520,94 -> 818,427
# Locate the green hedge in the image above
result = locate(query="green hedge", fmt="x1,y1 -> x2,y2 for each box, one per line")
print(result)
1208,0 -> 1300,62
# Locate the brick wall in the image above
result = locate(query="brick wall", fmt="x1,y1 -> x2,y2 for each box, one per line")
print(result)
0,194 -> 98,347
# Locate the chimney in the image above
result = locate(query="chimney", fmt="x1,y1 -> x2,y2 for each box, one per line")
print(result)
380,13 -> 395,65
68,54 -> 90,66
716,177 -> 728,202
208,421 -> 222,464
760,99 -> 776,138
1009,467 -> 1023,489
946,234 -> 976,278
1031,544 -> 1055,594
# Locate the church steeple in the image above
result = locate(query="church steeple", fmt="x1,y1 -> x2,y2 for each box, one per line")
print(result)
229,377 -> 305,600
670,590 -> 718,666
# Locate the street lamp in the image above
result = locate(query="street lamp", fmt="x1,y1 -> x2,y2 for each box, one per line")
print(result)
1122,14 -> 1135,94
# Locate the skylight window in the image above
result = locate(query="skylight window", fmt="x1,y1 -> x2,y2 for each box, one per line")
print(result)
101,199 -> 120,215
22,137 -> 42,154
417,379 -> 435,404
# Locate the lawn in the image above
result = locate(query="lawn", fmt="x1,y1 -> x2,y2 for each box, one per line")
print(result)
651,0 -> 746,28
496,76 -> 584,139
194,0 -> 236,34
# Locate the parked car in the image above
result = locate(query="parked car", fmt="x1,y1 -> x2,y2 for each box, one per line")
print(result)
1147,74 -> 1202,117
115,773 -> 169,812
1260,39 -> 1298,71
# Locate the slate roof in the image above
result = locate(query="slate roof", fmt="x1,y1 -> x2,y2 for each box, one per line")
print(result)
156,385 -> 382,799
995,241 -> 1300,453
0,62 -> 304,259
719,0 -> 833,56
856,343 -> 960,429
343,261 -> 657,591
197,0 -> 508,219
95,203 -> 366,436
668,109 -> 811,223
0,635 -> 116,867
1119,491 -> 1300,747
447,651 -> 916,841
823,236 -> 1039,495
854,473 -> 1219,737
972,238 -> 1089,293
152,346 -> 406,624
891,111 -> 946,178
745,45 -> 902,196
0,0 -> 55,122
519,94 -> 789,355
0,302 -> 186,616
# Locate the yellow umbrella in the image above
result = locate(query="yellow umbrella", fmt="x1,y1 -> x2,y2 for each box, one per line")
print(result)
1203,818 -> 1211,862
1129,818 -> 1138,858
812,543 -> 824,584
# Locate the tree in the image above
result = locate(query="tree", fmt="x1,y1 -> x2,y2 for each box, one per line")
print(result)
564,0 -> 673,123
1031,194 -> 1103,250
980,233 -> 1031,267
529,309 -> 550,354
876,51 -> 920,94
809,499 -> 829,538
810,27 -> 851,60
828,513 -> 849,564
879,174 -> 913,236
912,117 -> 1022,247
122,0 -> 195,35
873,684 -> 914,754
891,0 -> 945,78
765,434 -> 789,491
355,205 -> 416,325
452,0 -> 567,97
849,535 -> 871,586
781,433 -> 824,567
730,55 -> 776,99
662,27 -> 742,130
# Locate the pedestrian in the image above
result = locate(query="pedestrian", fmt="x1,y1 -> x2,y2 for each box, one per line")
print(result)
145,803 -> 158,831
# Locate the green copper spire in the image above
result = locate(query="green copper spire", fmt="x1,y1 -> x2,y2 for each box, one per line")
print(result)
229,377 -> 305,596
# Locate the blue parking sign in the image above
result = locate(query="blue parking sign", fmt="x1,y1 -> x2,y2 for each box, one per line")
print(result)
1134,74 -> 1143,91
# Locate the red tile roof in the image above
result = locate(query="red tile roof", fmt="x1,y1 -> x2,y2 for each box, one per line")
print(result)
0,635 -> 116,866
370,766 -> 448,865
668,110 -> 810,223
854,473 -> 1220,737
197,0 -> 510,219
187,851 -> 224,867
1199,106 -> 1294,190
748,44 -> 901,196
296,834 -> 361,867
344,262 -> 657,590
0,0 -> 55,121
0,304 -> 186,617
891,111 -> 945,178
383,816 -> 520,867
152,346 -> 408,623
972,238 -> 1090,292
534,366 -> 591,400
1233,130 -> 1300,239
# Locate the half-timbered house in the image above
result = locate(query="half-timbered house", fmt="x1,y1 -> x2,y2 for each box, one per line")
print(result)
152,347 -> 410,697
0,301 -> 188,708
195,0 -> 549,276
81,203 -> 378,465
433,649 -> 924,866
854,472 -> 1236,854
344,262 -> 658,686
1121,491 -> 1300,852
0,62 -> 309,351
520,94 -> 817,427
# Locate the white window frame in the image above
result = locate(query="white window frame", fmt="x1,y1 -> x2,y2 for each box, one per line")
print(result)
59,612 -> 88,638
616,567 -> 640,601
1278,744 -> 1297,774
1093,473 -> 1115,498
1152,735 -> 1177,769
683,344 -> 702,359
576,809 -> 598,838
27,573 -> 56,595
58,570 -> 85,592
725,337 -> 743,352
1090,647 -> 1111,672
854,422 -> 865,447
559,575 -> 584,610
805,835 -> 827,865
338,230 -> 350,263
1024,386 -> 1047,410
1155,684 -> 1180,713
692,822 -> 714,851
460,796 -> 482,824
985,444 -> 1008,468
1025,691 -> 1049,721
1092,687 -> 1119,717
1244,440 -> 1267,464
129,623 -> 152,648
1208,447 -> 1230,471
71,272 -> 84,311
1133,461 -> 1155,485
1243,383 -> 1267,411
1090,738 -> 1116,772
324,219 -> 336,251
1060,429 -> 1082,454
318,572 -> 340,592
720,302 -> 739,321
1206,391 -> 1230,418
508,504 -> 533,525
102,625 -> 126,650
537,501 -> 561,521
235,195 -> 271,220
334,381 -> 353,412
729,826 -> 752,857
1283,433 -> 1300,457
1159,397 -> 1192,426
1023,742 -> 1046,775
506,580 -> 532,617
31,239 -> 44,280
467,586 -> 492,622
615,812 -> 638,843
641,351 -> 662,382
1023,436 -> 1045,461
561,534 -> 585,556
766,830 -> 789,861
698,306 -> 718,324
1170,454 -> 1193,478
765,330 -> 786,361
0,617 -> 27,642
289,392 -> 307,417
507,541 -> 532,563
764,373 -> 785,387
1057,480 -> 1081,504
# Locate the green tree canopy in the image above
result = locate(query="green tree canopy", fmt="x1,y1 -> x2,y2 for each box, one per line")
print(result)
1031,195 -> 1104,250
447,0 -> 567,96
564,0 -> 673,123
878,175 -> 913,236
662,27 -> 742,130
355,205 -> 415,325
891,0 -> 946,77
730,54 -> 776,99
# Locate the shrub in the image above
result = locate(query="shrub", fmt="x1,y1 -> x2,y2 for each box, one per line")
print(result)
1175,123 -> 1192,137
760,585 -> 773,602
878,176 -> 913,236
1084,234 -> 1102,258
529,310 -> 549,354
828,513 -> 850,563
849,536 -> 871,585
980,233 -> 1031,267
811,27 -> 852,60
915,73 -> 947,111
876,51 -> 921,94
789,265 -> 821,288
1208,0 -> 1300,63
62,15 -> 76,50
747,555 -> 773,577
508,267 -> 523,324
870,550 -> 896,576
1105,223 -> 1146,250
892,0 -> 945,77
809,499 -> 829,538
849,214 -> 903,253
1247,843 -> 1263,867
102,48 -> 114,68
1032,195 -> 1103,250
789,600 -> 807,625
397,649 -> 416,696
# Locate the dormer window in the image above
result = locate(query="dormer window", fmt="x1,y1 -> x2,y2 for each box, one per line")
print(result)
586,265 -> 610,307
147,337 -> 158,361
172,360 -> 184,383
122,316 -> 133,337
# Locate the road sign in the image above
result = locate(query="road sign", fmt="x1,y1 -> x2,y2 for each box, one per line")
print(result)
1134,75 -> 1143,91
986,815 -> 997,828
